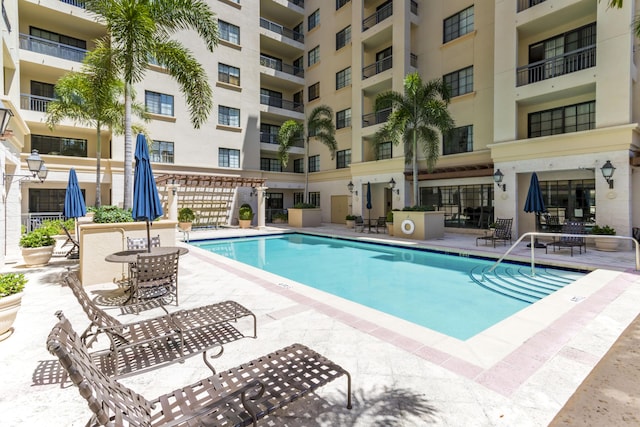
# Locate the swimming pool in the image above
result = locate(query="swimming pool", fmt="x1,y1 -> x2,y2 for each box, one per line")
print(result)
192,233 -> 584,340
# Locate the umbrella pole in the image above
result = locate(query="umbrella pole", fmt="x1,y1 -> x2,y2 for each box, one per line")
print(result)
146,220 -> 152,252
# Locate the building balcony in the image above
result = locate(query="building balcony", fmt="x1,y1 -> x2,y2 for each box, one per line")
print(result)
260,132 -> 304,148
517,0 -> 546,13
259,18 -> 304,44
362,108 -> 391,128
19,33 -> 87,63
260,95 -> 303,113
59,0 -> 86,8
411,0 -> 418,15
362,56 -> 392,79
260,55 -> 304,78
362,2 -> 393,31
516,45 -> 595,87
21,94 -> 54,112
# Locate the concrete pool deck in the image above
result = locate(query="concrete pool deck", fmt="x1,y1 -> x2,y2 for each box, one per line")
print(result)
1,225 -> 639,426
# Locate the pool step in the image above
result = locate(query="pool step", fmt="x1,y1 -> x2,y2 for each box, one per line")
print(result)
470,265 -> 576,303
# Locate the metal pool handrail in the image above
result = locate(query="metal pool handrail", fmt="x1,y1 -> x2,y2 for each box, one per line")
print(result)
488,232 -> 640,275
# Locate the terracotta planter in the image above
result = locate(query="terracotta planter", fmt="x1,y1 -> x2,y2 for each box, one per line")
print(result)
21,245 -> 54,267
178,222 -> 192,232
387,223 -> 394,236
594,237 -> 618,252
239,219 -> 252,229
345,220 -> 355,229
0,292 -> 24,340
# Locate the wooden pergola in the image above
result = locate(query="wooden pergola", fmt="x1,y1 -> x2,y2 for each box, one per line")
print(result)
155,174 -> 266,228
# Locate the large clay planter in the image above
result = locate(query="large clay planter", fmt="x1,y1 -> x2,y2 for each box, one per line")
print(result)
0,292 -> 24,340
178,222 -> 192,232
239,219 -> 252,229
594,237 -> 619,252
345,220 -> 355,229
21,245 -> 54,267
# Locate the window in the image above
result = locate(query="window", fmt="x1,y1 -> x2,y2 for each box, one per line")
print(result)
336,25 -> 351,50
336,108 -> 351,129
260,158 -> 282,172
30,81 -> 55,112
294,158 -> 304,173
293,56 -> 304,75
219,20 -> 240,44
308,9 -> 320,31
308,192 -> 320,207
528,101 -> 595,138
336,149 -> 351,169
294,192 -> 304,204
443,125 -> 473,155
260,123 -> 280,144
336,0 -> 350,9
150,140 -> 174,163
308,82 -> 320,101
218,63 -> 240,86
260,88 -> 283,108
29,189 -> 84,213
377,141 -> 392,160
219,148 -> 240,168
336,67 -> 351,89
31,135 -> 87,157
429,184 -> 494,229
443,66 -> 473,97
308,46 -> 320,66
443,6 -> 474,43
218,105 -> 240,127
308,155 -> 319,172
145,91 -> 174,116
30,26 -> 86,49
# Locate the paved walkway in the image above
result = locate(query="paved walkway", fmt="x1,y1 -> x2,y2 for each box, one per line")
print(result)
1,225 -> 639,426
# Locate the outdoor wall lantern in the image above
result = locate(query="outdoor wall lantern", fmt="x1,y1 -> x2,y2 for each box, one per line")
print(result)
600,160 -> 615,189
250,187 -> 257,197
0,104 -> 14,138
493,169 -> 506,192
347,180 -> 357,196
4,149 -> 48,183
388,177 -> 400,195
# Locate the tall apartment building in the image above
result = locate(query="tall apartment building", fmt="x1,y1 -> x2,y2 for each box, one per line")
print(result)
1,0 -> 639,265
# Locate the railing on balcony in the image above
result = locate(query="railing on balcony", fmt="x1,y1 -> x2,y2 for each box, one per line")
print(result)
516,45 -> 596,87
2,0 -> 10,32
517,0 -> 546,13
260,18 -> 304,43
59,0 -> 86,8
362,2 -> 393,31
260,94 -> 304,113
410,53 -> 418,68
362,56 -> 393,79
21,94 -> 55,112
362,108 -> 392,127
411,0 -> 418,15
289,0 -> 304,7
260,55 -> 304,78
19,33 -> 88,62
260,132 -> 304,147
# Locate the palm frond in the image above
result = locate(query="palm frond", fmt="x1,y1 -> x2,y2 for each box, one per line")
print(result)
277,120 -> 304,167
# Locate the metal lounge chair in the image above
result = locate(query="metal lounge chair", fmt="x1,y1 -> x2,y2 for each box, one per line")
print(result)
475,218 -> 513,247
47,311 -> 352,427
129,250 -> 180,310
60,224 -> 80,259
354,216 -> 365,232
63,273 -> 257,377
546,221 -> 586,256
374,216 -> 387,233
127,235 -> 161,250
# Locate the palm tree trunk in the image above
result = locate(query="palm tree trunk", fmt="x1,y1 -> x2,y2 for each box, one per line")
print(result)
123,83 -> 133,210
412,129 -> 418,205
95,122 -> 102,207
304,136 -> 309,203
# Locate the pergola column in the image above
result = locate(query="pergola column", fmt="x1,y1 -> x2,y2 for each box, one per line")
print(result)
256,186 -> 268,229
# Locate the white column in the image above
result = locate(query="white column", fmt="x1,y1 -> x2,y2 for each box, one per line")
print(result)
166,184 -> 179,221
256,186 -> 268,229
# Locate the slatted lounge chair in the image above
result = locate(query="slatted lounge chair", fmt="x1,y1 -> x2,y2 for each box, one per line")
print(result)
47,311 -> 352,427
546,221 -> 586,256
374,216 -> 387,233
475,218 -> 513,247
127,235 -> 161,250
60,224 -> 80,259
354,216 -> 365,232
63,273 -> 257,377
129,250 -> 180,310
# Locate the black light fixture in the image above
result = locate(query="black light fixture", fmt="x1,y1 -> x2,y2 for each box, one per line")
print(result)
493,169 -> 506,192
4,149 -> 48,183
0,104 -> 14,137
347,180 -> 357,196
249,187 -> 257,197
600,160 -> 615,189
388,177 -> 400,195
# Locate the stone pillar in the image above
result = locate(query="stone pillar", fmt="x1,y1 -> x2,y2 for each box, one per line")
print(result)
166,183 -> 179,221
256,186 -> 268,229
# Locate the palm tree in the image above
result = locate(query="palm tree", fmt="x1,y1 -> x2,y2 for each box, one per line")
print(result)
277,105 -> 337,203
46,41 -> 146,207
374,72 -> 454,206
84,0 -> 218,209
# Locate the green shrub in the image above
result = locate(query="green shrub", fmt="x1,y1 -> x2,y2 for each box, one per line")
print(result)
239,204 -> 254,220
19,228 -> 55,248
40,218 -> 75,235
591,224 -> 616,235
402,205 -> 435,212
92,205 -> 134,223
293,202 -> 317,209
178,207 -> 196,222
0,273 -> 27,298
386,211 -> 393,223
273,212 -> 288,220
345,214 -> 356,220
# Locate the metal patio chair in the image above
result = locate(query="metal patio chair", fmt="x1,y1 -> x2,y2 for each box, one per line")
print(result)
546,221 -> 587,256
475,218 -> 513,247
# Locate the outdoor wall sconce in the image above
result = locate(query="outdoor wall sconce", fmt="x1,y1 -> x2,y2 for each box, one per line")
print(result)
388,178 -> 400,195
250,187 -> 257,197
347,180 -> 357,196
0,104 -> 14,139
600,160 -> 615,189
493,169 -> 506,192
4,149 -> 48,183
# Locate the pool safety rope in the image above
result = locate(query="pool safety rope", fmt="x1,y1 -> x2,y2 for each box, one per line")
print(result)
401,219 -> 415,234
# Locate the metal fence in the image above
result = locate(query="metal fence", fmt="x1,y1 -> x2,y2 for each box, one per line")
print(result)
21,212 -> 63,233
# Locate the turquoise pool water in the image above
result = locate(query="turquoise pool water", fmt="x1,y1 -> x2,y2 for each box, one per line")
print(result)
192,233 -> 581,340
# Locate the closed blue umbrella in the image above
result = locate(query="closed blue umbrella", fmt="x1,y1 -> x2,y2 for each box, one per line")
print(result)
524,172 -> 546,248
132,134 -> 163,252
63,168 -> 86,220
366,182 -> 372,232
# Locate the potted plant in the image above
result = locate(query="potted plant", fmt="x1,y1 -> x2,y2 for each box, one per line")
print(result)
386,211 -> 394,236
178,207 -> 196,232
41,219 -> 76,256
345,214 -> 356,228
0,273 -> 27,340
591,224 -> 618,251
238,204 -> 254,229
19,228 -> 55,267
272,211 -> 288,224
288,203 -> 322,227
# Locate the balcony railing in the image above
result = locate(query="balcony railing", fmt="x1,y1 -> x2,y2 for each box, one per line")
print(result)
260,55 -> 304,78
289,0 -> 304,7
19,33 -> 88,62
411,0 -> 418,15
260,94 -> 304,113
410,53 -> 418,67
517,0 -> 546,12
2,1 -> 10,32
516,45 -> 596,87
260,18 -> 304,43
260,132 -> 304,147
59,0 -> 86,8
21,94 -> 55,112
362,2 -> 393,31
362,56 -> 392,79
362,108 -> 391,127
